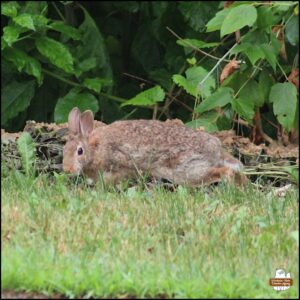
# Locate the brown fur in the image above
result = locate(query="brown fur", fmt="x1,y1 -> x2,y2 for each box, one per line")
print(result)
63,107 -> 246,186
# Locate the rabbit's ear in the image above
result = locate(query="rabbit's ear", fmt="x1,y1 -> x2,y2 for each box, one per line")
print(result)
80,110 -> 94,136
68,107 -> 81,134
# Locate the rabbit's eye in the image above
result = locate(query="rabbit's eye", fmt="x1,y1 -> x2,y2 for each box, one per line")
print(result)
77,147 -> 83,155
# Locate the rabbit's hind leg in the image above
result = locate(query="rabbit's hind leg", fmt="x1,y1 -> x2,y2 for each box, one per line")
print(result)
202,166 -> 247,186
171,165 -> 237,186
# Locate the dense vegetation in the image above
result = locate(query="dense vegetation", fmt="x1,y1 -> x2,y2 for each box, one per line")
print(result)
2,2 -> 299,298
1,1 -> 299,145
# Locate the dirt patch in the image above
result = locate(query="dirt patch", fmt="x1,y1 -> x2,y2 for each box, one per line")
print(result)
214,129 -> 299,160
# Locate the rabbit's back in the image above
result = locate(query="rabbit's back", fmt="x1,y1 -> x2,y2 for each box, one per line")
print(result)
90,120 -> 222,179
97,119 -> 220,149
93,119 -> 220,152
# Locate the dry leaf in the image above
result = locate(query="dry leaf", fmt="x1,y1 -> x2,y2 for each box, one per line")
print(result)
288,68 -> 299,93
220,59 -> 240,84
272,25 -> 288,62
224,1 -> 235,8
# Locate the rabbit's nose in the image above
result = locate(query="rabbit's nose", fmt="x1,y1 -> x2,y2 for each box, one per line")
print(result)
63,165 -> 76,173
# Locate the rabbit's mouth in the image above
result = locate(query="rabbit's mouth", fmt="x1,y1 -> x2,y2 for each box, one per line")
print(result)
63,158 -> 83,175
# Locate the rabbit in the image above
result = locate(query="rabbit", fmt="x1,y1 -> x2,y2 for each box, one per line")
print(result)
63,107 -> 247,186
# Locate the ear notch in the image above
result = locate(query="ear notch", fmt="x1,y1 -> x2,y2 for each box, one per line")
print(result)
68,107 -> 81,134
80,110 -> 94,136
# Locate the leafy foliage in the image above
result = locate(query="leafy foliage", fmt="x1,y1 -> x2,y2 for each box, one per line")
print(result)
195,87 -> 234,114
1,1 -> 299,143
173,66 -> 215,98
220,4 -> 257,37
269,82 -> 298,131
17,132 -> 36,176
54,88 -> 99,123
185,111 -> 219,133
35,36 -> 74,73
121,86 -> 165,107
1,80 -> 35,126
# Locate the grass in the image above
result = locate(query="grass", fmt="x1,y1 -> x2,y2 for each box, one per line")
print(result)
1,170 -> 299,298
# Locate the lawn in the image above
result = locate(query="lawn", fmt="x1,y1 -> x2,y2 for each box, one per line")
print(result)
1,170 -> 299,298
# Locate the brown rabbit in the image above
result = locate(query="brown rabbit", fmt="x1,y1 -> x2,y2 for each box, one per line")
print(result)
63,107 -> 246,186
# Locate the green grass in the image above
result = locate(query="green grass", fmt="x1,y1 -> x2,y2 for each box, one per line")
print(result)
1,170 -> 299,298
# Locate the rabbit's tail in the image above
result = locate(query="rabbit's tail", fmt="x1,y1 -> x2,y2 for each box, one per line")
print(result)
221,152 -> 243,172
216,152 -> 248,186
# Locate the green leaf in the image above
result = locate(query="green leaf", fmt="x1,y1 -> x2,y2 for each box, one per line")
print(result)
179,2 -> 220,32
285,167 -> 299,185
269,82 -> 297,131
23,1 -> 48,15
121,86 -> 165,107
83,78 -> 102,93
1,80 -> 35,126
270,33 -> 282,53
230,43 -> 249,55
216,113 -> 232,130
78,57 -> 97,72
75,57 -> 98,77
2,25 -> 26,46
17,132 -> 36,176
2,47 -> 27,70
222,68 -> 253,91
273,1 -> 294,12
242,29 -> 269,44
240,80 -> 264,108
173,74 -> 190,94
177,39 -> 219,49
54,88 -> 99,123
232,96 -> 255,122
149,69 -> 173,90
187,57 -> 196,65
13,13 -> 35,31
31,15 -> 49,29
232,43 -> 265,65
286,15 -> 299,46
221,5 -> 257,37
258,71 -> 274,104
244,44 -> 265,65
196,87 -> 234,113
260,44 -> 278,71
96,78 -> 113,88
48,21 -> 81,40
3,48 -> 42,85
1,1 -> 20,17
1,39 -> 8,50
131,24 -> 161,72
256,6 -> 280,29
35,36 -> 74,73
185,112 -> 219,132
24,59 -> 43,86
77,5 -> 113,80
206,8 -> 231,32
173,66 -> 215,98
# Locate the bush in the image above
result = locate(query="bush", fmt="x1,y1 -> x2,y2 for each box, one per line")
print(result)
1,1 -> 299,144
